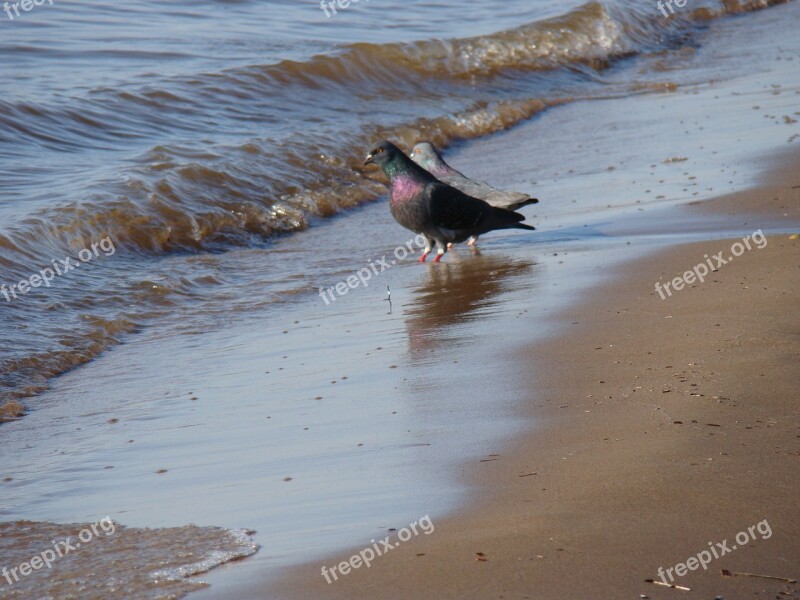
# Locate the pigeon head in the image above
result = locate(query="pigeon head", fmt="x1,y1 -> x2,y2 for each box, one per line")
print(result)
364,140 -> 431,184
364,141 -> 404,169
410,142 -> 453,177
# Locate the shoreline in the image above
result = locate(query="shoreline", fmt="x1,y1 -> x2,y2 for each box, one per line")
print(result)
259,159 -> 800,599
2,1 -> 799,597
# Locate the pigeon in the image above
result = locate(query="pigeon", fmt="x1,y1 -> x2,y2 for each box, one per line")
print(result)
364,141 -> 535,263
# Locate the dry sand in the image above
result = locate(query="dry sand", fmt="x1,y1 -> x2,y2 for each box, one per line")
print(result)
263,161 -> 800,599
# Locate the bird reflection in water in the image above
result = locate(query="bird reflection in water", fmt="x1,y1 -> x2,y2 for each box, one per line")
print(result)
403,252 -> 536,356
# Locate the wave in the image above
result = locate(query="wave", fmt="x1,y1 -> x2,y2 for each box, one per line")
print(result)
0,520 -> 258,599
0,0 -> 774,153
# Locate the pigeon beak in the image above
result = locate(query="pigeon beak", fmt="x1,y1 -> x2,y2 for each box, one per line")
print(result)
364,153 -> 374,165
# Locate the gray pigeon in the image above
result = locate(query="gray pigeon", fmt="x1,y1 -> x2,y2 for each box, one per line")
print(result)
364,141 -> 535,263
410,142 -> 538,211
410,142 -> 538,246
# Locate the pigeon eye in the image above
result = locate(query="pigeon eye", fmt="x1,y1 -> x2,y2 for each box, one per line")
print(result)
376,147 -> 383,154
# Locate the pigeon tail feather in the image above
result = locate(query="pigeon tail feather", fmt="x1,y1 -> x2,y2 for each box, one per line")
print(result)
510,222 -> 536,231
480,205 -> 535,232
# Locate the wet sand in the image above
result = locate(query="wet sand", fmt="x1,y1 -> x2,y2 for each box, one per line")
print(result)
263,158 -> 800,600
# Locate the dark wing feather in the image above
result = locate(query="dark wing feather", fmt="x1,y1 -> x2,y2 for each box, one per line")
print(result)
425,182 -> 492,230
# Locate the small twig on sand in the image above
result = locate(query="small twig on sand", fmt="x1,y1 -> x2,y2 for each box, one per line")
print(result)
645,579 -> 691,591
721,569 -> 797,583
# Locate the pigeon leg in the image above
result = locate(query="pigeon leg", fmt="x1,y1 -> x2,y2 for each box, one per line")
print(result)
432,241 -> 447,263
419,238 -> 435,263
466,236 -> 479,246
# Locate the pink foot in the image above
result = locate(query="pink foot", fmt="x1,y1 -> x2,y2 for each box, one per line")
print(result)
419,252 -> 429,263
433,254 -> 443,263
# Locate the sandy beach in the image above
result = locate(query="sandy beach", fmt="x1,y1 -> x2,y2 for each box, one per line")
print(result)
262,161 -> 800,599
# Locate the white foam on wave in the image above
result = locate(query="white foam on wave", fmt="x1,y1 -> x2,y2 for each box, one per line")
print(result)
149,528 -> 259,584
